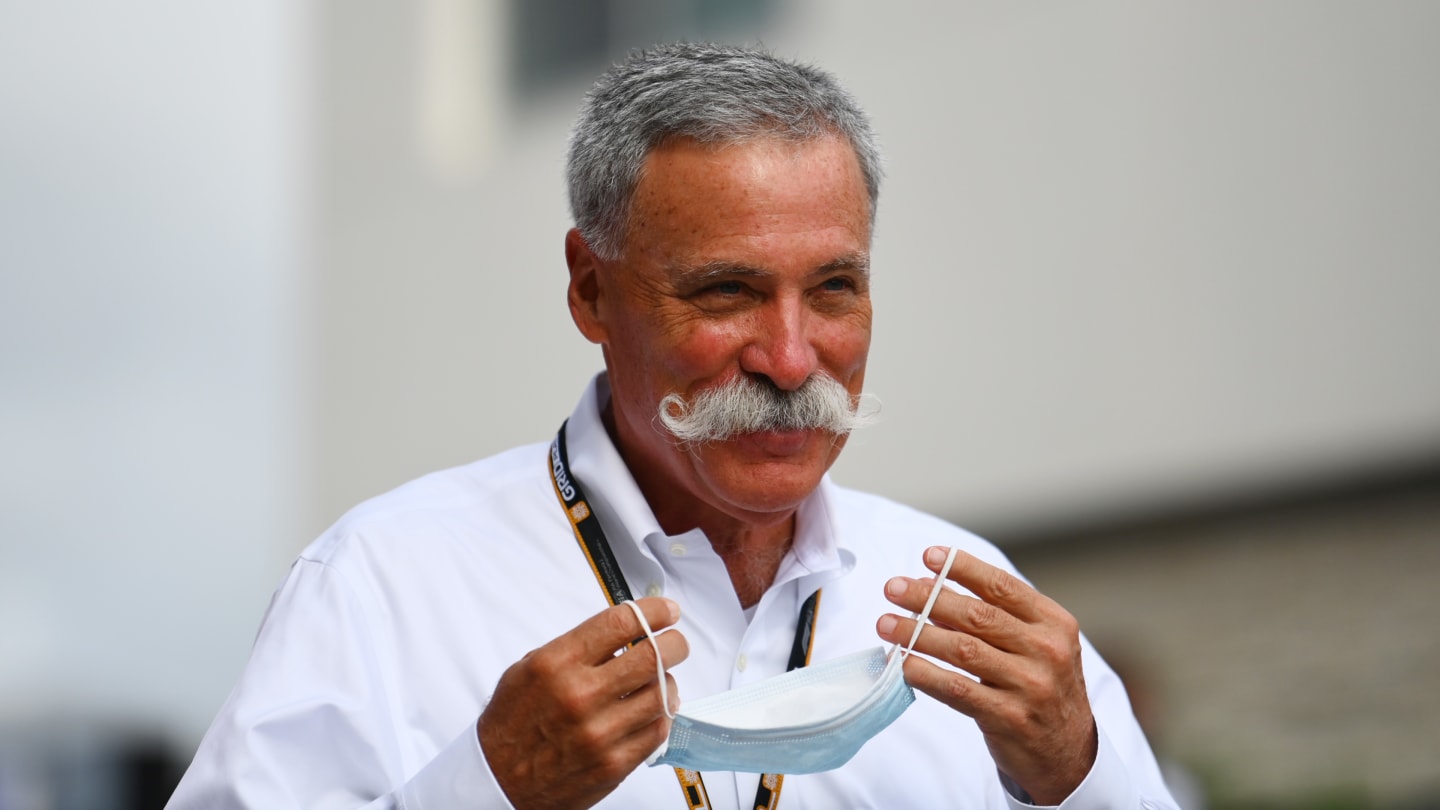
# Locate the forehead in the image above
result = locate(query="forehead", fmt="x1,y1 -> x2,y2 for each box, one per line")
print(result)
623,135 -> 872,264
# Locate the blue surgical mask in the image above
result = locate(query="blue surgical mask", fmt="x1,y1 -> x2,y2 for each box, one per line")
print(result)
624,546 -> 959,774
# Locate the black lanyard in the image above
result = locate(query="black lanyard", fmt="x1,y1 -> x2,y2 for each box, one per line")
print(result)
549,420 -> 820,810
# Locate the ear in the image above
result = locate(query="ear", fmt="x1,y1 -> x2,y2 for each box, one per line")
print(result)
565,228 -> 608,345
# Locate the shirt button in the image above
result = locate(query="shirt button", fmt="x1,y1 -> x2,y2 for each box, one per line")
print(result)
669,542 -> 687,557
736,653 -> 748,672
645,582 -> 663,598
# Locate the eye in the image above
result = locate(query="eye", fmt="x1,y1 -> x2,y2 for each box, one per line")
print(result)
821,276 -> 853,292
686,278 -> 755,313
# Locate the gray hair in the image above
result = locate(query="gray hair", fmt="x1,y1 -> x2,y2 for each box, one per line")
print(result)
566,42 -> 883,260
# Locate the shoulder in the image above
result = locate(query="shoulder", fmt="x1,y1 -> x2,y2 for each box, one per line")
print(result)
251,436 -> 615,679
824,482 -> 1020,575
299,440 -> 560,570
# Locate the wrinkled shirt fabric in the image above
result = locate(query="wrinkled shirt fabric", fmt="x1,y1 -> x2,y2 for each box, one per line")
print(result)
169,374 -> 1179,810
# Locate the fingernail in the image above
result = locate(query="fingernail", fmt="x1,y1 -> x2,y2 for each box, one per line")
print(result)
877,615 -> 897,635
925,547 -> 946,566
885,577 -> 909,597
663,599 -> 680,622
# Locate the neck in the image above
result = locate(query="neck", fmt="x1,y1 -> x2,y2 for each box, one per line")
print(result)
601,400 -> 796,609
708,519 -> 795,610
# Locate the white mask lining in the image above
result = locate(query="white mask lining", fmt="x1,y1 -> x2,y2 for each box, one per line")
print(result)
623,545 -> 960,723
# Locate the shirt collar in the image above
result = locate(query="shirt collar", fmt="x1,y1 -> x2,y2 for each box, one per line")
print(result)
564,372 -> 853,579
564,373 -> 666,557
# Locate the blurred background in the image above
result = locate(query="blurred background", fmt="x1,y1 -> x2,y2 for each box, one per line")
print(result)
2,1 -> 1437,807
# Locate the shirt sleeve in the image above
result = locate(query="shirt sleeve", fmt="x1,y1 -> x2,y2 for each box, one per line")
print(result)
1001,726 -> 1180,810
997,634 -> 1181,810
397,721 -> 516,809
167,558 -> 516,809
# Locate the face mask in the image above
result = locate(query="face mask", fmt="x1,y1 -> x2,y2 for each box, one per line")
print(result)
624,546 -> 959,774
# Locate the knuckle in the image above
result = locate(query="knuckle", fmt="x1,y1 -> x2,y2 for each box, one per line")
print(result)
988,570 -> 1023,602
598,744 -> 638,782
573,720 -> 610,758
543,669 -> 601,720
1013,661 -> 1059,704
941,672 -> 974,706
553,684 -> 593,720
1036,630 -> 1076,666
594,758 -> 625,784
522,647 -> 563,682
627,636 -> 658,669
1057,611 -> 1081,639
949,632 -> 981,665
602,605 -> 635,639
996,700 -> 1031,732
968,601 -> 1002,632
1026,672 -> 1058,704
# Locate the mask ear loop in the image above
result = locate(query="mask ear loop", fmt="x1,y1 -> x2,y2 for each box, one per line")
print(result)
622,600 -> 676,719
897,545 -> 961,661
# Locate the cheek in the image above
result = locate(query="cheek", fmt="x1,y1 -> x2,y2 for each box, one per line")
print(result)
818,316 -> 873,380
658,320 -> 750,380
607,314 -> 747,408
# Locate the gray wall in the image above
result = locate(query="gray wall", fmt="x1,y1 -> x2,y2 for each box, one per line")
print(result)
1010,483 -> 1440,804
1,0 -> 306,750
313,1 -> 1440,543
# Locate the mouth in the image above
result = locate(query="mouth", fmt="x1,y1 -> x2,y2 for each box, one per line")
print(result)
736,428 -> 818,455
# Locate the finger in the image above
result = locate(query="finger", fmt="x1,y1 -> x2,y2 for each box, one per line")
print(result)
617,671 -> 683,719
549,673 -> 681,788
573,597 -> 682,665
605,679 -> 682,768
606,714 -> 671,773
898,652 -> 1006,722
883,575 -> 1031,654
600,627 -> 690,702
899,637 -> 1098,807
588,673 -> 681,764
876,612 -> 1031,690
923,547 -> 1051,624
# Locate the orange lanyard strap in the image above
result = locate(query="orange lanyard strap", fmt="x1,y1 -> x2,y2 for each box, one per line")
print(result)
549,421 -> 819,810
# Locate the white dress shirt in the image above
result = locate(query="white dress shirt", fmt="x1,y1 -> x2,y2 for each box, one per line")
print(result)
169,374 -> 1178,809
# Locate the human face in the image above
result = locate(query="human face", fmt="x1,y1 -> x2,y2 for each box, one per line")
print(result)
567,135 -> 873,533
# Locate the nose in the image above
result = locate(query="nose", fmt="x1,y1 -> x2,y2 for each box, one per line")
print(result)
738,294 -> 819,391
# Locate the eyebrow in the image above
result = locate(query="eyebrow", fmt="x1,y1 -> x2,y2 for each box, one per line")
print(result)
673,252 -> 871,285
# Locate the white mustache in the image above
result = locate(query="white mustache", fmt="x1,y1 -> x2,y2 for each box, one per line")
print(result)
657,374 -> 880,445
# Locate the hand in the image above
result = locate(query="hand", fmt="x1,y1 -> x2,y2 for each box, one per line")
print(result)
478,598 -> 689,810
876,547 -> 1097,805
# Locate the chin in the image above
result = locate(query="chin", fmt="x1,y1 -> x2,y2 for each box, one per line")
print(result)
702,458 -> 830,516
683,429 -> 847,518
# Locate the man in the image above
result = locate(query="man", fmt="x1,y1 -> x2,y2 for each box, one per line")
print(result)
170,43 -> 1178,809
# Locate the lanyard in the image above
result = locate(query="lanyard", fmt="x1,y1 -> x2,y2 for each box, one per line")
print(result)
549,420 -> 820,810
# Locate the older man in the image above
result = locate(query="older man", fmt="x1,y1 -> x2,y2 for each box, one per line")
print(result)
170,44 -> 1178,809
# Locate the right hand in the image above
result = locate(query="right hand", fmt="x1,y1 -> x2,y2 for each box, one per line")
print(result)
477,597 -> 688,810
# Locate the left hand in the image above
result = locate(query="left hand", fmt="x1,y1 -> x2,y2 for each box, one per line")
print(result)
876,546 -> 1097,805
